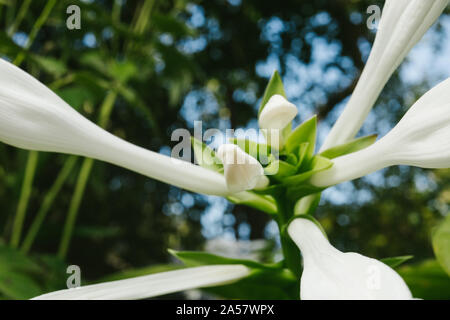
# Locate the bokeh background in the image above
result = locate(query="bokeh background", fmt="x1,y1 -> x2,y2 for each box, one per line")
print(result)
0,0 -> 449,299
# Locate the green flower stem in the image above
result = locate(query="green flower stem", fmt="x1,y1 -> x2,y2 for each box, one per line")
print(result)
126,0 -> 154,51
57,91 -> 117,259
273,191 -> 302,278
21,155 -> 78,254
7,0 -> 32,36
8,0 -> 57,249
10,151 -> 38,248
57,157 -> 94,259
13,0 -> 57,66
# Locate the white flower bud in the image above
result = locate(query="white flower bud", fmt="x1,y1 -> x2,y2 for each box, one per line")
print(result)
288,218 -> 413,300
217,144 -> 265,193
258,94 -> 297,130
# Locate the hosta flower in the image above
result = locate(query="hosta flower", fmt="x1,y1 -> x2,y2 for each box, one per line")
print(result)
217,144 -> 268,193
0,58 -> 229,196
258,94 -> 298,149
312,77 -> 450,187
321,0 -> 449,151
287,218 -> 413,300
32,265 -> 250,300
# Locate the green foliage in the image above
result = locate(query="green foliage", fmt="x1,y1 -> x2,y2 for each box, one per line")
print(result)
169,249 -> 281,270
398,260 -> 450,300
284,116 -> 317,157
0,245 -> 66,299
30,55 -> 67,77
258,71 -> 286,116
98,264 -> 183,283
264,159 -> 297,181
381,255 -> 414,269
169,249 -> 299,299
206,269 -> 298,300
320,134 -> 377,159
432,214 -> 450,276
227,192 -> 277,215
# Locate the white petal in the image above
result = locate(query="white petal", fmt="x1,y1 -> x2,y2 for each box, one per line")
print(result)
0,58 -> 229,196
288,218 -> 413,300
320,0 -> 448,151
217,144 -> 265,193
312,77 -> 450,187
32,265 -> 250,300
258,94 -> 298,130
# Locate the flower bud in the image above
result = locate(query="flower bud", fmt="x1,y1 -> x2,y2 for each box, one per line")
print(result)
258,94 -> 297,130
217,144 -> 265,193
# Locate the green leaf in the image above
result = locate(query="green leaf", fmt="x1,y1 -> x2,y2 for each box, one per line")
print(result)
381,255 -> 414,269
80,52 -> 110,76
432,214 -> 450,276
229,138 -> 272,165
283,156 -> 332,200
110,60 -> 138,83
0,245 -> 44,299
227,191 -> 277,215
398,260 -> 450,300
285,153 -> 297,166
319,134 -> 377,159
191,137 -> 223,173
206,268 -> 298,300
294,193 -> 321,216
56,85 -> 102,111
264,159 -> 297,180
284,156 -> 333,186
284,116 -> 317,156
0,245 -> 42,274
31,55 -> 67,77
258,70 -> 286,116
0,271 -> 42,299
168,249 -> 282,270
296,142 -> 310,169
98,264 -> 183,283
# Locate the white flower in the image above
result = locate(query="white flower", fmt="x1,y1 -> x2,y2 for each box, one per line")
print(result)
32,265 -> 250,300
312,77 -> 450,187
0,58 -> 229,196
217,144 -> 267,193
287,218 -> 413,300
258,94 -> 298,130
321,0 -> 448,151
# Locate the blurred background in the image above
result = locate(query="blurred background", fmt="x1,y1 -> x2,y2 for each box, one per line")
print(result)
0,0 -> 449,299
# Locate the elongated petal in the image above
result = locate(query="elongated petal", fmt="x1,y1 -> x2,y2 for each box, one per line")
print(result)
32,265 -> 250,300
0,58 -> 229,196
312,77 -> 450,187
288,218 -> 413,300
321,0 -> 448,151
217,144 -> 265,193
